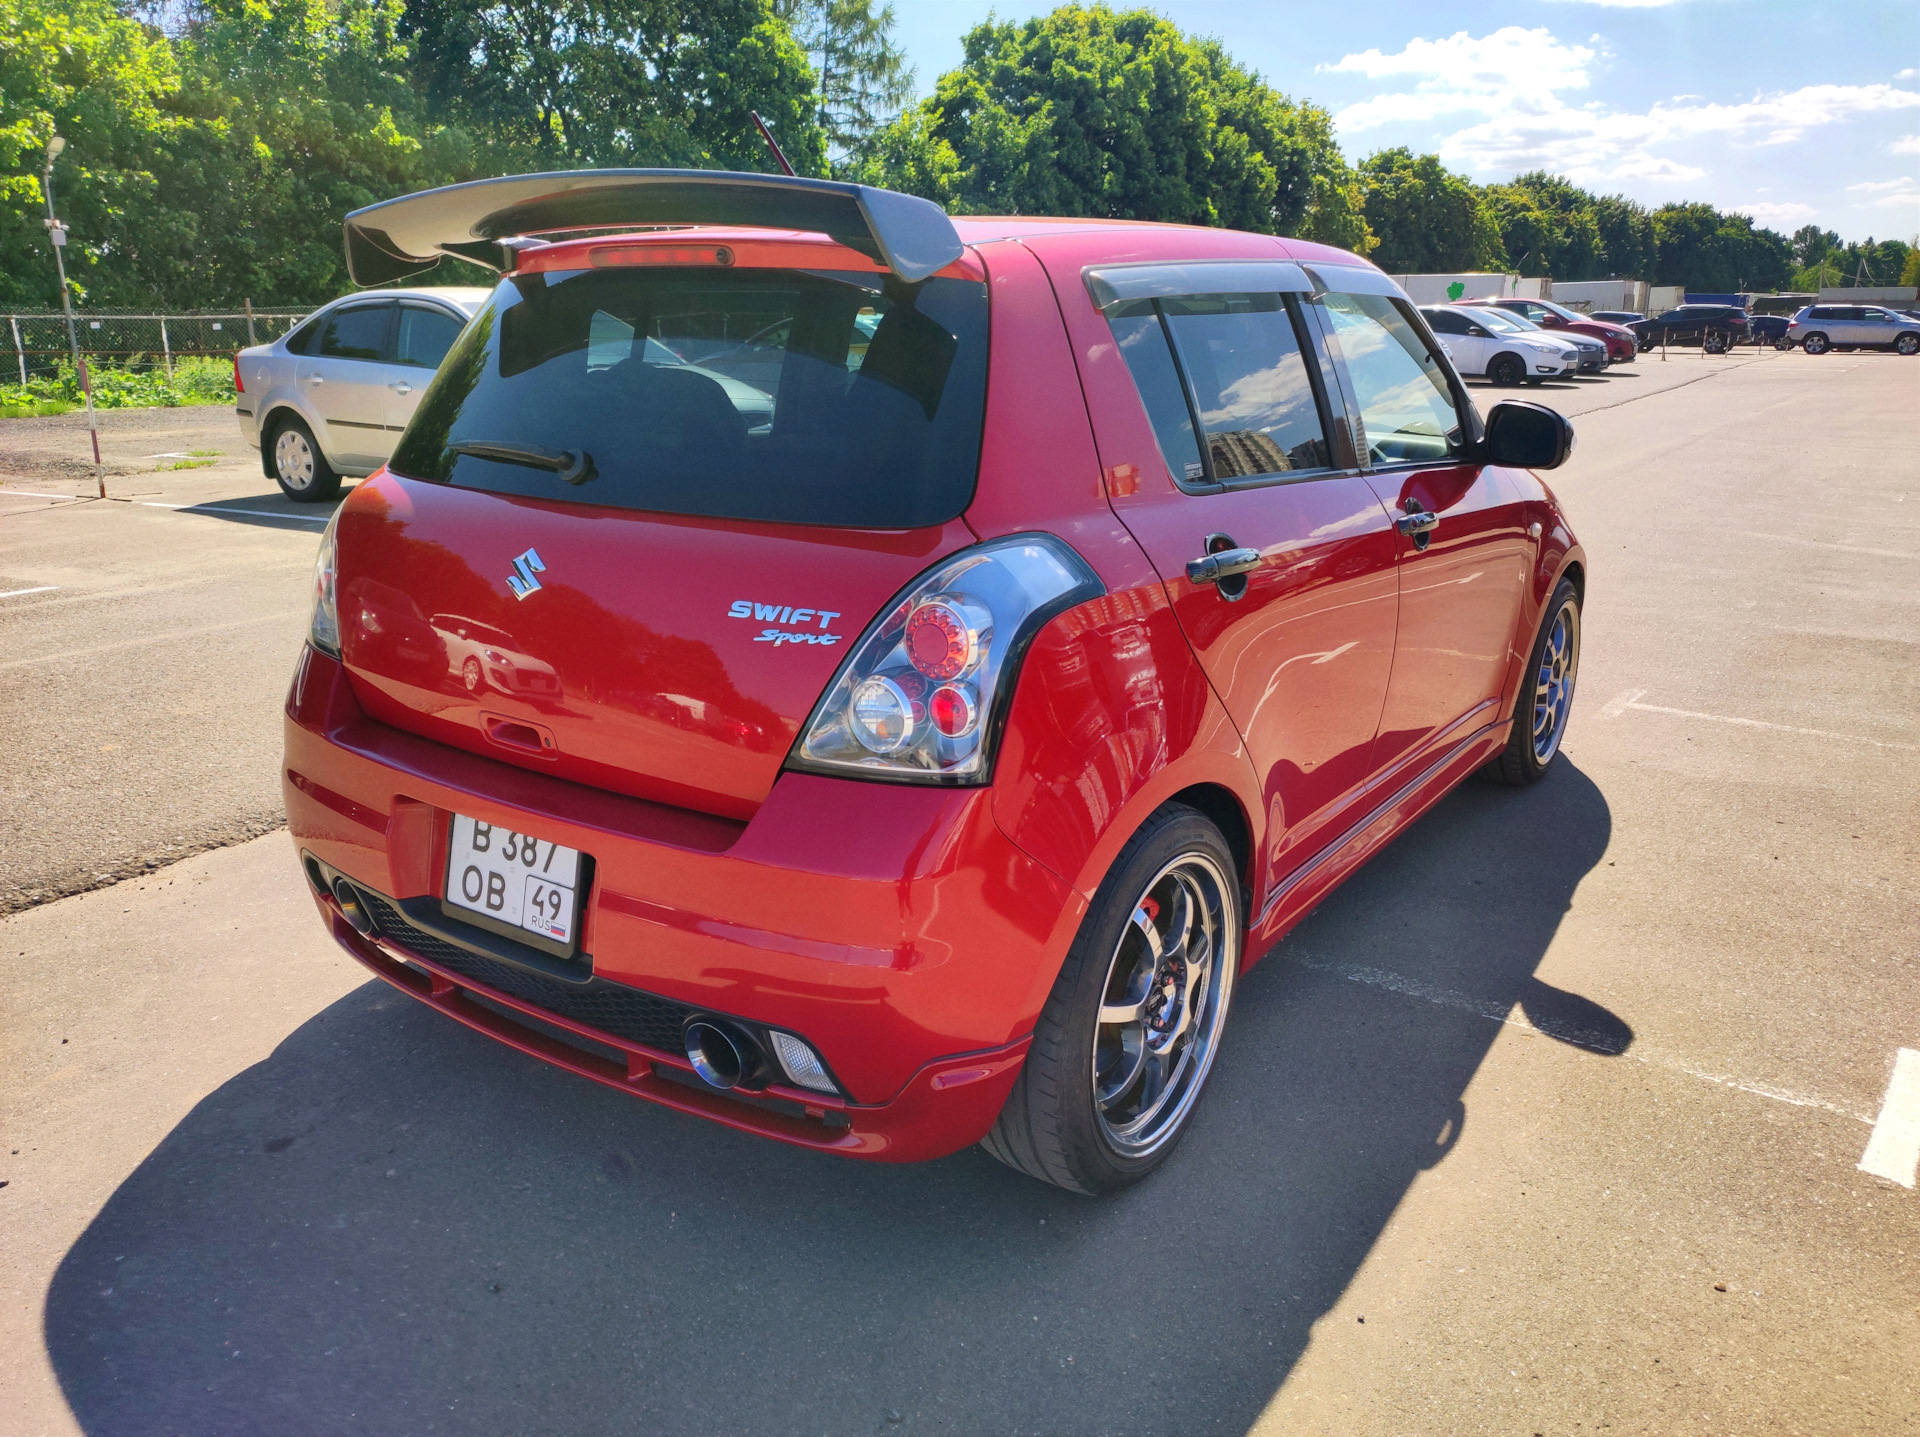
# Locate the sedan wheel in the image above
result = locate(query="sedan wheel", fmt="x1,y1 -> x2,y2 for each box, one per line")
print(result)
271,418 -> 342,503
983,804 -> 1240,1194
1489,353 -> 1525,387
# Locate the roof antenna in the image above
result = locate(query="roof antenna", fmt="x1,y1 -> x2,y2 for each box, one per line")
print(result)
750,111 -> 797,178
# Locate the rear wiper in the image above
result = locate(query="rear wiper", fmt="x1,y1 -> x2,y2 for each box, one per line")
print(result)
449,440 -> 596,486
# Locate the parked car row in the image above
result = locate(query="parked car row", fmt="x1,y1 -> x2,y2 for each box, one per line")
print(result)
1419,301 -> 1625,385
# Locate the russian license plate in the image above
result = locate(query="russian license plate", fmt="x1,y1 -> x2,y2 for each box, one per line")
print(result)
444,814 -> 582,946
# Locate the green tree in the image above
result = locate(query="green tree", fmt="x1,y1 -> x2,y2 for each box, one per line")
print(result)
1789,224 -> 1839,269
0,0 -> 186,307
1651,203 -> 1792,292
1901,245 -> 1920,288
404,0 -> 826,176
773,0 -> 913,170
1355,147 -> 1503,274
1587,193 -> 1654,280
853,5 -> 1368,249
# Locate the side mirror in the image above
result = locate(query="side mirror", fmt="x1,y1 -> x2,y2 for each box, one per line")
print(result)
1483,400 -> 1575,470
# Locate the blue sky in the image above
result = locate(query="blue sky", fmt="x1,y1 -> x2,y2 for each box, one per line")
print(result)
885,1 -> 1920,243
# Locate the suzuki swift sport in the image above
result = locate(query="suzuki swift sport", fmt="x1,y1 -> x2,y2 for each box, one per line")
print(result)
287,170 -> 1583,1195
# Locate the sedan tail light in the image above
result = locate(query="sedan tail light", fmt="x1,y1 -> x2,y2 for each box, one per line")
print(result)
787,535 -> 1102,784
233,356 -> 244,393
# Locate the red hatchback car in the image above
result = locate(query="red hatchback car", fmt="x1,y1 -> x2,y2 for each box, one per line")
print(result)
286,170 -> 1583,1194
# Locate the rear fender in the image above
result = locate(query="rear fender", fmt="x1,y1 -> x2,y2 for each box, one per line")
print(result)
991,584 -> 1263,959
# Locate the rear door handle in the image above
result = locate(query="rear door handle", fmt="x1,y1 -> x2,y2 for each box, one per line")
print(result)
1186,547 -> 1263,586
389,381 -> 413,394
304,374 -> 324,384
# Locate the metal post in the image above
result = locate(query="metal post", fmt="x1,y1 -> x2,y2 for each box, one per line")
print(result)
9,315 -> 24,387
245,298 -> 256,345
42,137 -> 103,498
161,316 -> 172,379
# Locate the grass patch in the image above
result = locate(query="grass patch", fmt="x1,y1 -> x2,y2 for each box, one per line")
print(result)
159,458 -> 218,470
0,355 -> 235,415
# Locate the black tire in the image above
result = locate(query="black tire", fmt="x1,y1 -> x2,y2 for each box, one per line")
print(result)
1703,332 -> 1727,355
1802,332 -> 1830,355
268,415 -> 342,503
1479,578 -> 1581,787
1897,333 -> 1920,356
983,804 -> 1241,1195
1488,352 -> 1525,387
1775,338 -> 1794,351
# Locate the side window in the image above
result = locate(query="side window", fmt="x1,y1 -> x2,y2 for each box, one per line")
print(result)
1158,294 -> 1330,478
1425,310 -> 1468,336
396,307 -> 467,369
318,304 -> 393,362
1109,302 -> 1206,483
1319,291 -> 1463,465
284,317 -> 320,356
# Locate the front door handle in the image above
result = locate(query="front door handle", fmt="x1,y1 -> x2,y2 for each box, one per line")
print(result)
1395,511 -> 1439,536
1186,546 -> 1263,586
389,381 -> 413,395
304,374 -> 324,384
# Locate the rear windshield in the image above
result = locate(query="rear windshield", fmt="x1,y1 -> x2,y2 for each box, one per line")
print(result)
390,266 -> 989,528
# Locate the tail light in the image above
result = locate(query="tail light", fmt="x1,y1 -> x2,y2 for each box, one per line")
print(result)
233,356 -> 244,393
787,535 -> 1102,784
309,507 -> 341,656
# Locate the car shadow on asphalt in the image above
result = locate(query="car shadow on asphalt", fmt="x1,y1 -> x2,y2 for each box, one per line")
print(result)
45,760 -> 1619,1437
166,489 -> 351,531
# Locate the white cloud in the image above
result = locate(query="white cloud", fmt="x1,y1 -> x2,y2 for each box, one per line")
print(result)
1327,29 -> 1920,187
1847,176 -> 1920,212
1898,68 -> 1918,80
1736,202 -> 1817,224
1892,134 -> 1920,154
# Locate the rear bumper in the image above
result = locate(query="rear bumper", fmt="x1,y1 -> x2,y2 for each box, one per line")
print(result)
283,645 -> 1083,1162
235,405 -> 258,449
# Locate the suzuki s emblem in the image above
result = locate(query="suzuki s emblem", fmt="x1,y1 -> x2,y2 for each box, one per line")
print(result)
506,548 -> 546,600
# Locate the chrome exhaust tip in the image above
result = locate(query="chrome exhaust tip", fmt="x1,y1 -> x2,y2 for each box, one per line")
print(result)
683,1018 -> 766,1091
331,878 -> 376,936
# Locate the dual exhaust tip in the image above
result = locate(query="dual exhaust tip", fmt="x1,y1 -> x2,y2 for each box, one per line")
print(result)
683,1018 -> 769,1091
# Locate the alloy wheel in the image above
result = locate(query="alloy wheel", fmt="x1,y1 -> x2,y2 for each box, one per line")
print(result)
1898,333 -> 1919,356
275,427 -> 316,491
1532,597 -> 1580,764
1092,852 -> 1236,1158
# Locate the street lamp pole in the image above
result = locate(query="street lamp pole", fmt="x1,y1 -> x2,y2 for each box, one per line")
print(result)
43,135 -> 104,498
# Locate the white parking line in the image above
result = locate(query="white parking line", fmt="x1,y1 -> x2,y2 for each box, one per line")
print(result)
1597,688 -> 1918,751
1860,1049 -> 1920,1188
139,501 -> 328,526
0,488 -> 85,501
0,585 -> 59,599
1289,952 -> 1873,1124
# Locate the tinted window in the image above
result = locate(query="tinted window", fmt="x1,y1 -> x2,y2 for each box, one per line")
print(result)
318,304 -> 392,361
1157,295 -> 1329,479
1320,292 -> 1462,465
1109,304 -> 1205,484
284,318 -> 320,355
396,307 -> 466,369
1423,309 -> 1469,335
1807,307 -> 1837,319
390,267 -> 989,529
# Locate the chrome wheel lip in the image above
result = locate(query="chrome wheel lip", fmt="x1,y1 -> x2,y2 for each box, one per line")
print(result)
274,428 -> 316,491
1531,598 -> 1580,764
1091,851 -> 1237,1159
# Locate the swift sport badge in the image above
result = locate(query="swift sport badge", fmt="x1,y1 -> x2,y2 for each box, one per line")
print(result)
506,549 -> 546,600
728,599 -> 842,646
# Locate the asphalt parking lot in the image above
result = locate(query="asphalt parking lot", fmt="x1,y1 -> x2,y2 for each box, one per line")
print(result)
3,347 -> 1917,1435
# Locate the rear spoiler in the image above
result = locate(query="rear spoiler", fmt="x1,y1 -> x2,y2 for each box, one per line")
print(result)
342,169 -> 965,287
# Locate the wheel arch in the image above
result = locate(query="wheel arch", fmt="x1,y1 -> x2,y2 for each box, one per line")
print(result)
257,402 -> 337,475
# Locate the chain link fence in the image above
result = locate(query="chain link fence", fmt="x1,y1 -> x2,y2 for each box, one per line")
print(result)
3,308 -> 312,384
